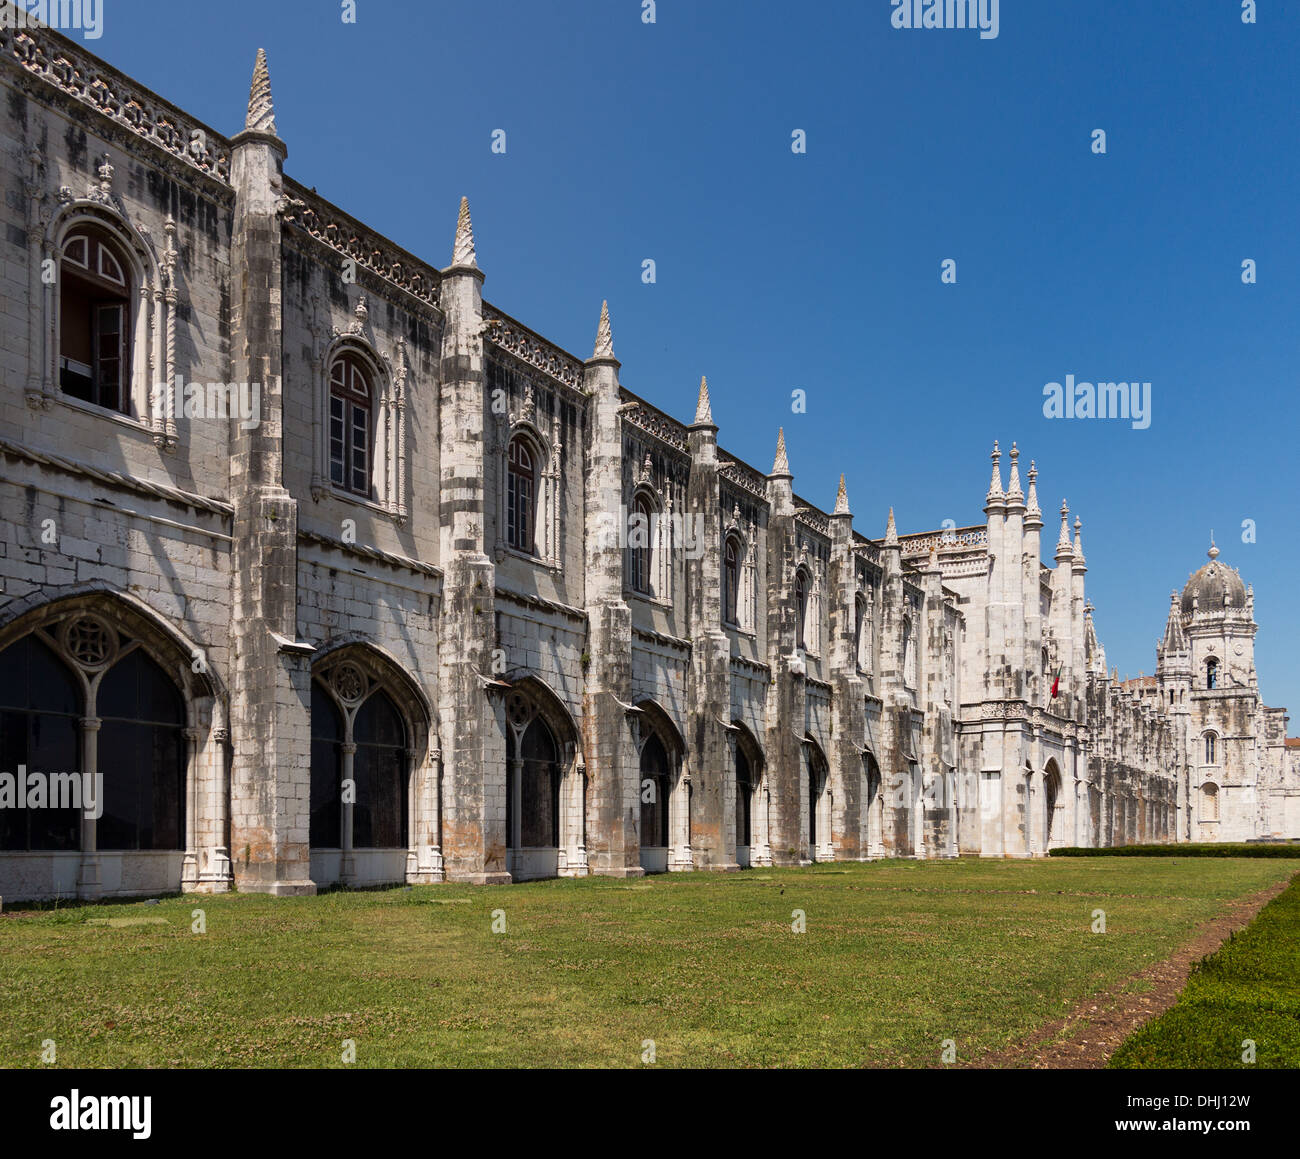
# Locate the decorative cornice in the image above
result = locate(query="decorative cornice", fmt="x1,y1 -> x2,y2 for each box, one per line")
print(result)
1,27 -> 232,185
280,180 -> 441,311
494,587 -> 588,623
619,392 -> 690,454
0,437 -> 231,517
482,304 -> 585,392
298,529 -> 441,578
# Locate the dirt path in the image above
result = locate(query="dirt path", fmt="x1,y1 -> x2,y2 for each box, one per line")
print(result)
976,876 -> 1294,1069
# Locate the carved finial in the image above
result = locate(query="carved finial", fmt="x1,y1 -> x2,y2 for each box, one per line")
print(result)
521,381 -> 536,422
592,300 -> 615,360
833,473 -> 850,516
986,440 -> 1004,505
1025,459 -> 1041,518
1005,442 -> 1024,502
1208,532 -> 1219,561
1056,499 -> 1073,554
771,427 -> 790,476
929,542 -> 939,570
97,153 -> 113,190
885,507 -> 898,546
694,375 -> 713,425
245,48 -> 277,134
1073,515 -> 1086,564
452,196 -> 477,268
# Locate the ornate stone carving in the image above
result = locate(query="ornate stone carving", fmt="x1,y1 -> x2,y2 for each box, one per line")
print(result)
482,305 -> 584,391
2,30 -> 231,182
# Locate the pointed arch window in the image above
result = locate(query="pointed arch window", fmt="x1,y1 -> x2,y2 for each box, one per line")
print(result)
1204,732 -> 1217,765
723,535 -> 741,626
506,435 -> 537,554
639,733 -> 671,849
795,569 -> 809,650
628,494 -> 655,596
902,615 -> 915,688
0,621 -> 188,856
1206,657 -> 1219,690
329,353 -> 373,497
59,228 -> 132,413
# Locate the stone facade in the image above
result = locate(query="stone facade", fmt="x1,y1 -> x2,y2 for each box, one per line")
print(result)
0,24 -> 1295,901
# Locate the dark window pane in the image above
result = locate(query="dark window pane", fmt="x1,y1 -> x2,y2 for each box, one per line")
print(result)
310,683 -> 343,847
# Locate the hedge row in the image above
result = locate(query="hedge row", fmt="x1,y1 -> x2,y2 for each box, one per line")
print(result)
1110,874 -> 1300,1068
1049,843 -> 1300,858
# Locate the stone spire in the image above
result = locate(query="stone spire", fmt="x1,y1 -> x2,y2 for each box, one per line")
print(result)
1084,601 -> 1103,673
1056,499 -> 1073,556
1005,441 -> 1024,503
985,440 -> 1004,507
693,375 -> 713,426
245,48 -> 277,135
1160,591 -> 1188,654
1073,515 -> 1086,565
592,300 -> 615,361
884,507 -> 898,546
1025,459 -> 1042,522
771,427 -> 791,477
833,473 -> 850,516
452,197 -> 477,268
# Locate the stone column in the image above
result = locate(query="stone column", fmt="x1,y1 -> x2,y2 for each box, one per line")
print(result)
580,303 -> 638,878
76,717 -> 101,900
684,379 -> 735,870
436,200 -> 507,884
764,430 -> 804,866
226,54 -> 315,895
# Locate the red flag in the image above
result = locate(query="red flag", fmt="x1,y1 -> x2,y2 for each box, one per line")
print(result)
1050,665 -> 1063,698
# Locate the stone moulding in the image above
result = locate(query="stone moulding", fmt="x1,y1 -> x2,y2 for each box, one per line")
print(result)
632,625 -> 691,652
280,180 -> 441,312
494,587 -> 586,623
0,436 -> 232,518
619,398 -> 690,455
297,528 -> 441,579
718,458 -> 769,502
483,305 -> 585,393
1,27 -> 232,186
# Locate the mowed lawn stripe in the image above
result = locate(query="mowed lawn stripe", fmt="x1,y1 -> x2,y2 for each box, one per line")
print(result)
2,858 -> 1295,1068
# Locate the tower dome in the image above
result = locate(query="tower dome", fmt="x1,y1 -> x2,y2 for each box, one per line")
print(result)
1181,539 -> 1246,616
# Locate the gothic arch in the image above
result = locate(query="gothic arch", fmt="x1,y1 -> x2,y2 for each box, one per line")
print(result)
803,734 -> 831,861
0,588 -> 223,895
633,699 -> 686,870
500,673 -> 585,879
1042,758 -> 1063,849
309,642 -> 433,886
730,719 -> 767,868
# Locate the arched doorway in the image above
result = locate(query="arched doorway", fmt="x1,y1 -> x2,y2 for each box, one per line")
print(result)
1043,760 -> 1062,850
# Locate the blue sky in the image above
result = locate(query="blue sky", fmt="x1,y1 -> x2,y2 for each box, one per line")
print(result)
88,1 -> 1298,715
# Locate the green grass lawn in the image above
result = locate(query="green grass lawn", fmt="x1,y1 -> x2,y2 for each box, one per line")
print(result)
2,857 -> 1295,1068
1110,874 -> 1300,1069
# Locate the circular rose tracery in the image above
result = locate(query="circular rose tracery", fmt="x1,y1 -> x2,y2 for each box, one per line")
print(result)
66,616 -> 114,668
331,662 -> 367,703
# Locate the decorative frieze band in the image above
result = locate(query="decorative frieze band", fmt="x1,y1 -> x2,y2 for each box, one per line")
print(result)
483,305 -> 585,392
1,28 -> 232,184
280,181 -> 441,311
